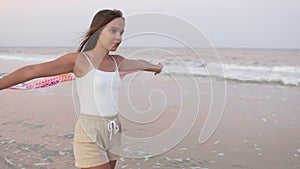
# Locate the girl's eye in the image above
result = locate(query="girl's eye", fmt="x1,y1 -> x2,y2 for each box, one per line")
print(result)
110,29 -> 117,33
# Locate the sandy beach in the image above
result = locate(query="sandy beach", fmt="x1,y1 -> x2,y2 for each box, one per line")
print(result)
0,48 -> 299,169
0,76 -> 299,169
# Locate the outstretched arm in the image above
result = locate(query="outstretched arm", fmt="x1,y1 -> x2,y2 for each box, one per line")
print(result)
0,53 -> 77,90
116,55 -> 163,75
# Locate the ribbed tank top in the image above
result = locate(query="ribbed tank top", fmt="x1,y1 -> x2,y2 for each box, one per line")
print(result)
76,53 -> 121,117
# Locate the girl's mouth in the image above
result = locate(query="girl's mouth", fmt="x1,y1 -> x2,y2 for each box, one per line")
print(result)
113,42 -> 121,47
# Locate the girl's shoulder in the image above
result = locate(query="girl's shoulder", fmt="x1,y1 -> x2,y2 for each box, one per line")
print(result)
59,52 -> 80,65
111,54 -> 126,64
64,52 -> 80,58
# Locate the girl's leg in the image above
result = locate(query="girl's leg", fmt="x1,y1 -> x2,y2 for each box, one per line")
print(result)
82,161 -> 116,169
109,160 -> 117,168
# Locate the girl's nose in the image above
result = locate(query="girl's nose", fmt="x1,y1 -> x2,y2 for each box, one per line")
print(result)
116,32 -> 122,41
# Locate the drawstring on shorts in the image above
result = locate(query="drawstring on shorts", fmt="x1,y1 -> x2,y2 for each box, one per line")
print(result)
107,119 -> 119,141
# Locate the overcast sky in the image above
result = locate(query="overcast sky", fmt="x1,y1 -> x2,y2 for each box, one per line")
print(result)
0,0 -> 299,49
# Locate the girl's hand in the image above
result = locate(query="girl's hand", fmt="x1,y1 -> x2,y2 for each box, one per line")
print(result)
155,62 -> 164,75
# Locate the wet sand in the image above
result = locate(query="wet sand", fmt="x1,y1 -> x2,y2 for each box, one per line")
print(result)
116,76 -> 300,169
0,82 -> 76,168
0,69 -> 299,169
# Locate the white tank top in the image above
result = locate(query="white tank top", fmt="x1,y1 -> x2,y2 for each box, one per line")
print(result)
76,53 -> 121,117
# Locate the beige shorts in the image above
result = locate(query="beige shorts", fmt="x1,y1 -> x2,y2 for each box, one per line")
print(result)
73,114 -> 122,168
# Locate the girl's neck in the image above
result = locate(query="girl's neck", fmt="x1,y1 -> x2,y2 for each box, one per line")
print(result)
86,48 -> 109,59
85,48 -> 113,69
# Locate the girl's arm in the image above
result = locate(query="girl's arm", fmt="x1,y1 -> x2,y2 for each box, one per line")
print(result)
0,53 -> 77,90
115,55 -> 163,75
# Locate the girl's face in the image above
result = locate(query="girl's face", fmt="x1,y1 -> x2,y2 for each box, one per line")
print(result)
98,17 -> 125,51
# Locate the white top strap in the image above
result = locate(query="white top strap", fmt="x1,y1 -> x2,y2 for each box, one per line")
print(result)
82,52 -> 95,69
110,55 -> 119,72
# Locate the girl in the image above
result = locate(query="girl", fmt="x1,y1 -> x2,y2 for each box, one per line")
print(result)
0,9 -> 163,169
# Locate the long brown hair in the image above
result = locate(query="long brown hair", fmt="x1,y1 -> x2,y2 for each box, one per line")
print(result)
77,9 -> 124,52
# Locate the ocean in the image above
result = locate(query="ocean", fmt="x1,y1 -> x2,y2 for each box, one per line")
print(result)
0,47 -> 299,87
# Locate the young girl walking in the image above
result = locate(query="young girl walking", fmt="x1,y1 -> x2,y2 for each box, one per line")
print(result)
0,9 -> 163,169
